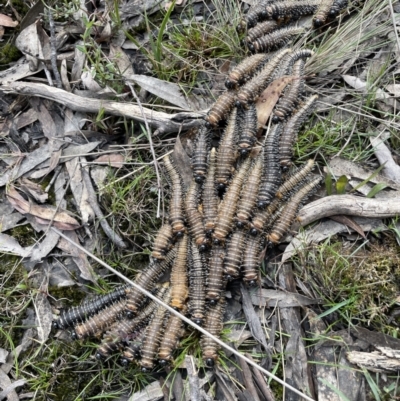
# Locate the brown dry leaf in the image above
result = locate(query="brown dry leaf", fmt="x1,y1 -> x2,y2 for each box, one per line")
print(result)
0,14 -> 18,27
92,153 -> 124,167
329,215 -> 366,238
19,177 -> 48,203
256,75 -> 294,127
6,186 -> 80,230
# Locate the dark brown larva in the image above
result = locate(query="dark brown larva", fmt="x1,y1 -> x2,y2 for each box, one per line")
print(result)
265,0 -> 321,20
268,175 -> 322,244
192,125 -> 210,183
240,0 -> 274,29
151,224 -> 173,260
276,159 -> 315,198
235,156 -> 263,228
225,53 -> 269,89
203,148 -> 219,236
236,48 -> 292,107
248,26 -> 304,53
213,158 -> 251,244
163,154 -> 185,237
158,306 -> 187,365
53,285 -> 130,330
139,288 -> 171,372
206,91 -> 236,127
73,299 -> 127,340
257,124 -> 282,208
96,283 -> 170,359
201,298 -> 225,367
223,230 -> 246,280
125,248 -> 176,318
215,108 -> 238,189
170,234 -> 189,310
206,244 -> 226,305
250,197 -> 282,236
276,49 -> 314,78
185,180 -> 208,251
280,94 -> 318,168
188,240 -> 206,325
237,103 -> 258,156
272,58 -> 305,122
245,20 -> 279,44
242,234 -> 263,286
313,0 -> 334,26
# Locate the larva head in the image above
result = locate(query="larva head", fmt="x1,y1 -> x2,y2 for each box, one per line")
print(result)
95,351 -> 104,360
247,43 -> 256,53
239,147 -> 250,157
246,279 -> 258,287
126,311 -> 135,319
158,358 -> 169,366
236,220 -> 246,229
249,227 -> 260,236
208,298 -> 218,306
119,357 -> 130,367
140,360 -> 154,372
313,17 -> 324,28
192,316 -> 204,326
52,320 -> 60,330
217,182 -> 226,191
71,331 -> 78,341
194,174 -> 205,184
225,79 -> 235,89
257,200 -> 268,208
206,115 -> 218,127
199,243 -> 208,253
271,114 -> 281,124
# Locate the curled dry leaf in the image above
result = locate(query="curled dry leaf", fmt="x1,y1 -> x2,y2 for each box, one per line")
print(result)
370,136 -> 400,183
92,154 -> 124,167
0,14 -> 19,27
6,186 -> 80,230
255,76 -> 294,128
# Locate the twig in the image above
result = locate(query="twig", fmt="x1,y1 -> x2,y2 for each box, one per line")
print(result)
246,354 -> 276,401
46,8 -> 62,88
236,353 -> 261,401
81,167 -> 127,249
0,82 -> 204,134
296,194 -> 400,227
126,82 -> 162,218
50,227 -> 316,401
185,356 -> 201,401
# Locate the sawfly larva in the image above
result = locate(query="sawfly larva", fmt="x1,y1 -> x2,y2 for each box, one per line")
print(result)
223,230 -> 246,280
280,94 -> 318,168
242,234 -> 263,286
151,224 -> 173,261
213,158 -> 251,244
201,298 -> 225,368
245,21 -> 279,44
265,0 -> 321,20
257,124 -> 282,208
206,245 -> 226,305
206,91 -> 236,127
236,49 -> 292,107
170,234 -> 189,310
237,103 -> 258,156
164,154 -> 185,237
215,108 -> 238,190
248,26 -> 304,53
268,176 -> 321,244
203,148 -> 219,236
192,126 -> 210,183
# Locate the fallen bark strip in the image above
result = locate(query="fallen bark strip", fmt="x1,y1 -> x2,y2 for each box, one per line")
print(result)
0,82 -> 204,134
297,195 -> 400,227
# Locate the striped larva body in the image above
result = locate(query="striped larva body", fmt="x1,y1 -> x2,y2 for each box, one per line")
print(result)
170,234 -> 189,310
192,126 -> 210,183
280,95 -> 318,168
250,197 -> 281,236
125,248 -> 176,318
248,26 -> 304,53
237,103 -> 258,156
158,306 -> 187,365
188,240 -> 206,325
276,49 -> 314,79
213,158 -> 251,244
225,53 -> 269,89
236,49 -> 292,107
268,176 -> 322,244
139,289 -> 171,372
240,0 -> 273,29
163,155 -> 185,237
313,0 -> 334,27
276,159 -> 315,198
201,298 -> 225,367
242,234 -> 263,286
206,245 -> 226,305
245,21 -> 279,44
151,224 -> 173,260
206,91 -> 236,127
184,180 -> 208,251
120,331 -> 147,365
235,156 -> 263,228
97,284 -> 170,359
265,0 -> 321,20
273,58 -> 306,122
223,230 -> 246,280
257,124 -> 282,208
202,148 -> 219,236
215,108 -> 238,190
53,285 -> 130,330
73,299 -> 127,340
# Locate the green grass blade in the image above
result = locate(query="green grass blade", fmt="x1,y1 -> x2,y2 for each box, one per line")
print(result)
318,298 -> 354,319
336,175 -> 348,194
366,183 -> 388,198
325,173 -> 333,196
363,368 -> 381,401
350,163 -> 385,193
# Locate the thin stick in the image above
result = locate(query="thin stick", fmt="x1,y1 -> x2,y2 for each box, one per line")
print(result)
47,8 -> 62,88
50,227 -> 315,401
126,82 -> 162,218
